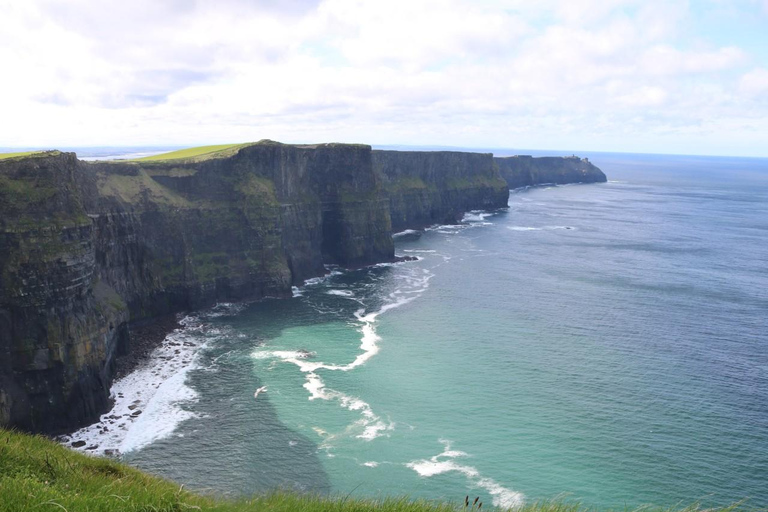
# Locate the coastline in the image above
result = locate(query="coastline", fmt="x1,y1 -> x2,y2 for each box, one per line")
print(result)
56,212 -> 478,453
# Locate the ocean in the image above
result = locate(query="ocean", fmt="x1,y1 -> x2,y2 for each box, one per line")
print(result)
64,150 -> 768,509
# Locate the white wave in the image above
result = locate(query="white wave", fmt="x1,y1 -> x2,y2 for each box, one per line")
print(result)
302,269 -> 344,287
462,210 -> 493,223
402,249 -> 436,253
425,224 -> 460,232
326,289 -> 355,297
204,302 -> 247,318
120,367 -> 198,453
507,225 -> 575,232
251,265 -> 433,444
363,461 -> 379,467
393,229 -> 422,238
251,349 -> 314,360
60,314 -> 221,456
292,286 -> 303,297
407,440 -> 524,509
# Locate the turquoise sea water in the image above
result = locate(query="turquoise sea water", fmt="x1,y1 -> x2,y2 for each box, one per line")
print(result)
69,152 -> 768,509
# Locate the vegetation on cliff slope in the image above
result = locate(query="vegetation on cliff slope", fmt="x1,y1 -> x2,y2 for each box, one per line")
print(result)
0,429 -> 757,512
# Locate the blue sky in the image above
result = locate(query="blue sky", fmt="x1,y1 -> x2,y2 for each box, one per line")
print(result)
1,0 -> 767,156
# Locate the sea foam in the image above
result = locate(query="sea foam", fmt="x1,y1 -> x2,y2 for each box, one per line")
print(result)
251,263 -> 433,444
60,308 -> 232,456
407,439 -> 524,509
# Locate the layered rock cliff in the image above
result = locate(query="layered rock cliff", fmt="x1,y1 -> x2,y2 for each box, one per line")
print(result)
495,155 -> 606,189
1,141 -> 513,434
373,150 -> 509,231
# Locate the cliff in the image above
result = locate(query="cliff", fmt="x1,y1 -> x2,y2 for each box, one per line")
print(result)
373,150 -> 509,231
495,155 -> 606,188
0,142 -> 511,434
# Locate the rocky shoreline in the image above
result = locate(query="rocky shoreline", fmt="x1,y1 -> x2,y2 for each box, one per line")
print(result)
113,315 -> 182,380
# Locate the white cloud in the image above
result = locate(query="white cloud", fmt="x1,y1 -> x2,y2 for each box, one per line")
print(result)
739,68 -> 768,97
0,0 -> 765,156
640,45 -> 746,75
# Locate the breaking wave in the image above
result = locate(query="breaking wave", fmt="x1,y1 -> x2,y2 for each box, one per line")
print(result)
407,439 -> 524,509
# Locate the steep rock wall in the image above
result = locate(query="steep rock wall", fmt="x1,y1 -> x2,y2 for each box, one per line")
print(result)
1,142 -> 397,433
495,155 -> 606,188
373,150 -> 510,231
0,153 -> 129,432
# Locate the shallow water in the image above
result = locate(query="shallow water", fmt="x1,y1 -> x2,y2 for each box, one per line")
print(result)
65,152 -> 768,509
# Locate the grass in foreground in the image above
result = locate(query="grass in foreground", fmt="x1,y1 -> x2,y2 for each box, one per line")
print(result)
0,429 -> 758,512
132,143 -> 250,162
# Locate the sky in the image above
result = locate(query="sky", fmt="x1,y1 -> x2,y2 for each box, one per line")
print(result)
1,0 -> 767,156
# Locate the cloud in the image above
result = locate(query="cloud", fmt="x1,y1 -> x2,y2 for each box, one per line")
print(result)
0,0 -> 765,156
739,68 -> 768,97
640,45 -> 746,75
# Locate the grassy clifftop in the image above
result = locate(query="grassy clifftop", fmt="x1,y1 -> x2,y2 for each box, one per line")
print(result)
133,143 -> 252,162
0,429 -> 755,512
0,150 -> 57,160
0,428 -> 459,512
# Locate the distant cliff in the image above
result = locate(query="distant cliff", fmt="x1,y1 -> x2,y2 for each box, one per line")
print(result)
0,141 -> 513,433
495,155 -> 606,188
374,150 -> 509,231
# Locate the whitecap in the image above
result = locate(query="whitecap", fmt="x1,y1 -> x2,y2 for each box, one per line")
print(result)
204,302 -> 247,318
302,268 -> 344,287
507,226 -> 541,231
407,440 -> 524,509
393,229 -> 422,238
326,289 -> 355,297
251,350 -> 315,360
462,210 -> 493,223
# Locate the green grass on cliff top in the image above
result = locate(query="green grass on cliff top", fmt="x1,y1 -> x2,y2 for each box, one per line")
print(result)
132,143 -> 250,162
0,151 -> 43,160
0,429 -> 759,512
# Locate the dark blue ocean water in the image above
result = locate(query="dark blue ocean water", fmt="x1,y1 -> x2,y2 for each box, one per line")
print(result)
68,151 -> 768,509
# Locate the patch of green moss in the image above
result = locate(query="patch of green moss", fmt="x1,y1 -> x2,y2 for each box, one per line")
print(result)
235,175 -> 278,205
446,176 -> 505,190
145,167 -> 199,178
93,280 -> 127,313
385,176 -> 430,192
191,252 -> 232,281
96,169 -> 192,207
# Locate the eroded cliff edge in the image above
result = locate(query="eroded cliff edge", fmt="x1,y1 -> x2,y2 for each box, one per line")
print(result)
1,142 -> 514,433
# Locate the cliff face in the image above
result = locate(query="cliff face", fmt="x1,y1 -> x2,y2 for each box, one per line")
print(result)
0,152 -> 129,432
495,155 -> 606,189
373,150 -> 509,231
1,142 -> 513,433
